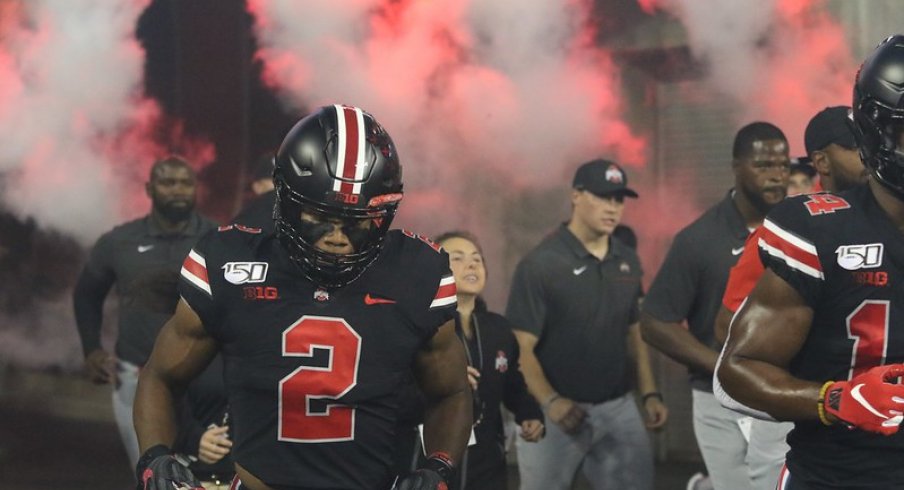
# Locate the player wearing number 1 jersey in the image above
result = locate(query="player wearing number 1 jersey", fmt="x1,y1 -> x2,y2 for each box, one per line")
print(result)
718,35 -> 904,489
133,105 -> 472,490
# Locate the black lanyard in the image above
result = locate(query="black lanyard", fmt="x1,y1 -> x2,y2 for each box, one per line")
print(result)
456,312 -> 483,372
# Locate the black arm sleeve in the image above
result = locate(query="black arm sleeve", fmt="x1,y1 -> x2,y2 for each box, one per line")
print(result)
72,268 -> 115,356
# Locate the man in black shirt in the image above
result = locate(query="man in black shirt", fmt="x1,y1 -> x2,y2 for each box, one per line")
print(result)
718,34 -> 904,489
72,156 -> 216,471
507,160 -> 667,490
641,122 -> 790,490
133,105 -> 471,490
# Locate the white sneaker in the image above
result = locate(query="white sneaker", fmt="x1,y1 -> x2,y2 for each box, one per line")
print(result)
686,472 -> 714,490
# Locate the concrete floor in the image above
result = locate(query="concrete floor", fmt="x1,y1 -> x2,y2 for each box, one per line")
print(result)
0,369 -> 705,490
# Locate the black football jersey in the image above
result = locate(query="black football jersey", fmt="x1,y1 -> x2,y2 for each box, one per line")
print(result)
179,228 -> 457,489
759,184 -> 904,488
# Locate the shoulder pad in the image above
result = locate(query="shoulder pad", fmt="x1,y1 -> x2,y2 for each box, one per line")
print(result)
399,229 -> 443,253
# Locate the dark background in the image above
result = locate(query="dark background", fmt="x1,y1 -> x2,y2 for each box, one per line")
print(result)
137,0 -> 301,221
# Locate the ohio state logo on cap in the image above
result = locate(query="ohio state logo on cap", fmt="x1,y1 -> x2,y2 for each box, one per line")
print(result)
605,165 -> 624,184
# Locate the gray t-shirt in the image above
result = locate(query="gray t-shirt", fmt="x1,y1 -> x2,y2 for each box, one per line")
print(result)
506,225 -> 643,403
641,191 -> 750,391
79,212 -> 217,364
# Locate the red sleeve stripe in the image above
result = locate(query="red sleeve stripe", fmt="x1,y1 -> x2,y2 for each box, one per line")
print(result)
430,275 -> 457,309
332,104 -> 366,196
180,249 -> 212,296
759,218 -> 824,280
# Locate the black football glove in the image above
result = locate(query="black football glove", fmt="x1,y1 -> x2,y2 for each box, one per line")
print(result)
135,444 -> 203,490
394,452 -> 454,490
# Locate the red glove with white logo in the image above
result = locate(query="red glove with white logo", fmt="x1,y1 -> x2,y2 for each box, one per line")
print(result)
823,364 -> 904,435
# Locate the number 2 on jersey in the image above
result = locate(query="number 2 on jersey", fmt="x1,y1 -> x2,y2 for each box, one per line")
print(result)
846,300 -> 890,379
279,316 -> 362,442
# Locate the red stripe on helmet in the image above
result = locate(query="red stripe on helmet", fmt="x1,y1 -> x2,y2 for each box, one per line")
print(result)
340,106 -> 359,195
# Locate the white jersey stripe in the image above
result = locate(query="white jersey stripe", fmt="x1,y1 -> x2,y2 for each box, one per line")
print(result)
333,104 -> 347,192
352,107 -> 366,195
430,295 -> 457,309
759,238 -> 825,280
763,218 -> 818,256
181,266 -> 212,296
188,249 -> 207,268
439,275 -> 455,286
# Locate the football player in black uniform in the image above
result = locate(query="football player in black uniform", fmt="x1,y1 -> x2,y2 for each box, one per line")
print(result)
718,36 -> 904,489
133,105 -> 472,490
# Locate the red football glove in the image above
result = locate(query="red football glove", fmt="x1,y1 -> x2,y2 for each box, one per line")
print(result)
823,364 -> 904,435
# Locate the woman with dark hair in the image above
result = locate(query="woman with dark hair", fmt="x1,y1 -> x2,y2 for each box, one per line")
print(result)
434,230 -> 545,490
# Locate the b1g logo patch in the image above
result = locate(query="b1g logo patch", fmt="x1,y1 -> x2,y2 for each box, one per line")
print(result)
836,243 -> 884,270
223,262 -> 269,284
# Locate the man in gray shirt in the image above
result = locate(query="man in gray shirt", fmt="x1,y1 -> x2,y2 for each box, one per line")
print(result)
507,159 -> 668,490
73,156 -> 216,470
641,122 -> 790,490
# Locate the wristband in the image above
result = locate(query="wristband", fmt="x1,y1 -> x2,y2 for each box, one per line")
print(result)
135,444 -> 172,479
641,392 -> 663,403
817,380 -> 834,426
542,393 -> 561,410
423,451 -> 455,482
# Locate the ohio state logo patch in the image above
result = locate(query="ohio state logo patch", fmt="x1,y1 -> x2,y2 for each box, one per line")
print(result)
495,351 -> 509,373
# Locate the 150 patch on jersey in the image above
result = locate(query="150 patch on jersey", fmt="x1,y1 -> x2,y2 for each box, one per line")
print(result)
222,262 -> 269,284
836,243 -> 884,270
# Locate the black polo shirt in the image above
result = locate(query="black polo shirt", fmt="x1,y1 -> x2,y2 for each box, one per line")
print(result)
76,212 -> 217,365
505,224 -> 643,403
641,191 -> 750,391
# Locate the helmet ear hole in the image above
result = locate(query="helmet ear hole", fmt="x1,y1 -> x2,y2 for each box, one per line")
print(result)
272,104 -> 403,288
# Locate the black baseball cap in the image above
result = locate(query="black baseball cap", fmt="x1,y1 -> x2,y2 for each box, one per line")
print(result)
572,159 -> 638,198
804,106 -> 857,154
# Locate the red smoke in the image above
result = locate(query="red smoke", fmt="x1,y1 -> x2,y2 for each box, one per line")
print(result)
247,0 -> 648,305
637,0 -> 855,155
752,1 -> 855,155
0,0 -> 216,242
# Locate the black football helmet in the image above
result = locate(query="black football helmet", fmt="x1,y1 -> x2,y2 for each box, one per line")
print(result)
273,105 -> 403,288
852,35 -> 904,198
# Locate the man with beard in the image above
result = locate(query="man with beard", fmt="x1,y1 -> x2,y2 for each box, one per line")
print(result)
640,122 -> 789,490
717,35 -> 904,489
711,108 -> 866,490
73,156 -> 217,474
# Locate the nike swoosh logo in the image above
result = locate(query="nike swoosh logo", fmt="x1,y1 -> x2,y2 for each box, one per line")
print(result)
364,293 -> 396,305
137,245 -> 155,253
732,247 -> 745,256
851,383 -> 889,420
573,265 -> 588,275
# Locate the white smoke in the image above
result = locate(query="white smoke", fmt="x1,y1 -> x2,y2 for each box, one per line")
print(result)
0,0 -> 154,243
640,0 -> 856,154
249,0 -> 646,306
